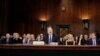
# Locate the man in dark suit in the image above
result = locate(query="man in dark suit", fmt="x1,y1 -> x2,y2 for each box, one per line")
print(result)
87,32 -> 100,46
0,33 -> 13,44
43,26 -> 59,45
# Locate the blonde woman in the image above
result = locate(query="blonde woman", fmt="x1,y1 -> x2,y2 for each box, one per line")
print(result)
13,33 -> 22,44
65,34 -> 75,45
30,34 -> 35,41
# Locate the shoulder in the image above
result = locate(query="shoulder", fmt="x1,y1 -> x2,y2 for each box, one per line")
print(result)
43,34 -> 48,39
44,34 -> 48,37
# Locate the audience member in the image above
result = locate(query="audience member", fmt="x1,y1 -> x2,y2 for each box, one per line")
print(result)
0,33 -> 13,44
22,34 -> 27,44
65,34 -> 75,45
36,33 -> 44,41
12,33 -> 22,44
87,32 -> 100,46
0,31 -> 100,46
79,34 -> 89,45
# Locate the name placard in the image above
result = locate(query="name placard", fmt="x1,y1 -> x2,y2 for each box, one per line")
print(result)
33,41 -> 45,45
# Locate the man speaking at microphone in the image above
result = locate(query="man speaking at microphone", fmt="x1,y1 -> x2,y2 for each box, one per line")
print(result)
43,26 -> 59,45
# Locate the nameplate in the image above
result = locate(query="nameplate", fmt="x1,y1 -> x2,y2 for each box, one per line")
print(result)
33,41 -> 45,45
49,42 -> 58,46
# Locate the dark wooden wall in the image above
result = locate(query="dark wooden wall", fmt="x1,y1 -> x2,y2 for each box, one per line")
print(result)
0,0 -> 100,36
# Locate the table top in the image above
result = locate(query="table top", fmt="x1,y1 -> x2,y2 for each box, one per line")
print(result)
0,44 -> 100,50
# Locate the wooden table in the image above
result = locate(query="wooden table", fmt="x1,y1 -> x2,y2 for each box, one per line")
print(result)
0,44 -> 100,56
0,44 -> 100,50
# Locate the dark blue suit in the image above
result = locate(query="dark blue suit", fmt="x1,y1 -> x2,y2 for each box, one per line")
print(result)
43,34 -> 59,44
87,38 -> 100,45
0,38 -> 13,44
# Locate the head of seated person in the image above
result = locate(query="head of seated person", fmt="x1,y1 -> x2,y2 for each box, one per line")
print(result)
36,34 -> 41,41
6,33 -> 11,39
65,34 -> 75,45
84,34 -> 89,40
63,35 -> 69,41
36,33 -> 44,41
89,32 -> 96,39
40,33 -> 44,40
30,34 -> 35,41
13,33 -> 20,40
23,34 -> 26,39
67,34 -> 74,41
26,34 -> 31,40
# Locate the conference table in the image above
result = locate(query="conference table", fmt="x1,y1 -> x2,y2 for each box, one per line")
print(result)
0,44 -> 100,56
0,44 -> 100,50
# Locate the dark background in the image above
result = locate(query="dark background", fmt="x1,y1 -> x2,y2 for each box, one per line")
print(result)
0,0 -> 100,36
0,49 -> 100,56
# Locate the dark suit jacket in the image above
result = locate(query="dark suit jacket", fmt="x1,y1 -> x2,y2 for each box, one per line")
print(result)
87,38 -> 100,45
43,34 -> 59,44
12,38 -> 22,44
0,38 -> 13,44
81,39 -> 88,45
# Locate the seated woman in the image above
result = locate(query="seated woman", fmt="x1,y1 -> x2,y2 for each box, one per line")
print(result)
36,33 -> 44,41
12,33 -> 22,44
81,35 -> 89,45
78,34 -> 89,45
63,34 -> 75,45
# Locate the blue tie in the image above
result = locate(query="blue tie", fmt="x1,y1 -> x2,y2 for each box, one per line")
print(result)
49,35 -> 52,43
50,35 -> 52,42
92,39 -> 96,46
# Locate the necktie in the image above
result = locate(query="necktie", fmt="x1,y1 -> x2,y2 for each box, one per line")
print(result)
49,35 -> 52,43
6,39 -> 9,44
27,39 -> 30,44
50,35 -> 52,42
93,39 -> 96,46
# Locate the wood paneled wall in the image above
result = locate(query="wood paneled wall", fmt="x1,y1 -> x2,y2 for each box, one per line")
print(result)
0,0 -> 100,36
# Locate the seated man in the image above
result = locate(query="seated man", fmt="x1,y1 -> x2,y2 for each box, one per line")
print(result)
43,26 -> 59,45
87,32 -> 100,46
23,34 -> 35,44
0,33 -> 13,44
